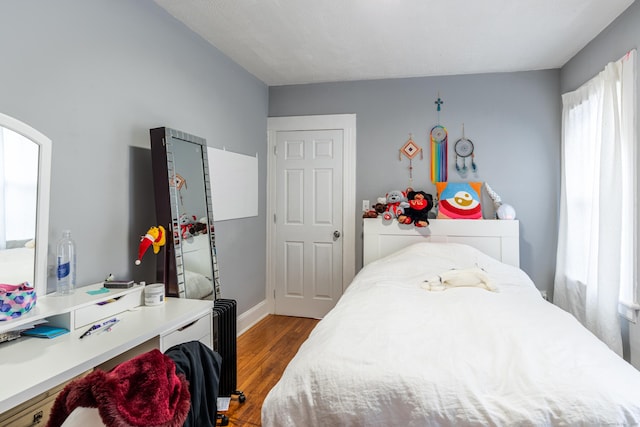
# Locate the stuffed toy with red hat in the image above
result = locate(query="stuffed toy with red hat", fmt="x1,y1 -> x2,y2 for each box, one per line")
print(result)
135,225 -> 166,266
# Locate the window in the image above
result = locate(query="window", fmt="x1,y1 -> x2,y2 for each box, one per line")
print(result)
554,49 -> 637,356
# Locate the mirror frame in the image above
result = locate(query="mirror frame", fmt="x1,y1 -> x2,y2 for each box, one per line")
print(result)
0,113 -> 51,297
150,127 -> 220,299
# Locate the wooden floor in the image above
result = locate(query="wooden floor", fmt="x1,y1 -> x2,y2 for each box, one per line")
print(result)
222,315 -> 320,426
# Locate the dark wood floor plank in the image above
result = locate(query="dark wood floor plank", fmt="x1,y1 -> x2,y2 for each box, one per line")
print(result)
223,315 -> 319,426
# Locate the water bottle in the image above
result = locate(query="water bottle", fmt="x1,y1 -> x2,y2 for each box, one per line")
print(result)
56,230 -> 76,295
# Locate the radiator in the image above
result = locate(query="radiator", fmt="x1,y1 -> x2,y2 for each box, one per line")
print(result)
213,299 -> 245,402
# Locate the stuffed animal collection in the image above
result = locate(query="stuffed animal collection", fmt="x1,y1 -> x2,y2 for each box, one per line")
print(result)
363,189 -> 434,227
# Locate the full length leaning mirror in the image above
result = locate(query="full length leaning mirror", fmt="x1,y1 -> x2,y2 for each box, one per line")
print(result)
150,127 -> 220,300
0,113 -> 51,297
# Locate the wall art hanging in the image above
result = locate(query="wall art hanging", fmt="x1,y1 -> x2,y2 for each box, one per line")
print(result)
430,93 -> 448,183
399,133 -> 423,184
454,124 -> 477,177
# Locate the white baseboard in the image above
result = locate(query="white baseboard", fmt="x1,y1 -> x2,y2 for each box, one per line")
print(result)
237,299 -> 270,336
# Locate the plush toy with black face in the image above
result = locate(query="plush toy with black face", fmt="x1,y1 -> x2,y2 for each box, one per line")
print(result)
402,190 -> 434,227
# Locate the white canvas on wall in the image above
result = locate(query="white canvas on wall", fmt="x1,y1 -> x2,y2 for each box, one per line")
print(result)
208,147 -> 258,221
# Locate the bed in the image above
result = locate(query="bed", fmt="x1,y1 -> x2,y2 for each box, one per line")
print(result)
261,218 -> 640,426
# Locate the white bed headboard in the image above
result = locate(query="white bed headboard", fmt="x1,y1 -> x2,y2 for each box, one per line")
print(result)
363,218 -> 520,267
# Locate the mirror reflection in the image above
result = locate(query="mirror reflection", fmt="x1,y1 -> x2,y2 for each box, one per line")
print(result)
0,126 -> 38,285
172,138 -> 215,300
150,127 -> 220,300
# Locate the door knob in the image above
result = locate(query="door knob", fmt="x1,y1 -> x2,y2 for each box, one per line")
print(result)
333,230 -> 341,239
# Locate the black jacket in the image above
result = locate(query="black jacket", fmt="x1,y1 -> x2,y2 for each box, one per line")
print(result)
165,340 -> 223,427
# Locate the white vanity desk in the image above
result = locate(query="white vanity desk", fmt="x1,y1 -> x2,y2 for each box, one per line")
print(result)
0,283 -> 213,420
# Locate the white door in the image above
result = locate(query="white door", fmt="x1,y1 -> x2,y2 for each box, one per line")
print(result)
267,115 -> 356,319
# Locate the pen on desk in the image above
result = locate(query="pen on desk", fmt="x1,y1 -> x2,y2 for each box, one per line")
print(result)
79,324 -> 98,339
96,319 -> 120,334
79,317 -> 118,339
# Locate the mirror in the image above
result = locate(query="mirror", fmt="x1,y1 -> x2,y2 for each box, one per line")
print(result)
0,113 -> 51,297
150,127 -> 220,300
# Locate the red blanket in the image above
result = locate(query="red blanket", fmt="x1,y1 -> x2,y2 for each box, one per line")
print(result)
47,349 -> 190,427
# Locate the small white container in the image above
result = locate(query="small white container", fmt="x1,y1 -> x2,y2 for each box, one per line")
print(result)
144,283 -> 165,306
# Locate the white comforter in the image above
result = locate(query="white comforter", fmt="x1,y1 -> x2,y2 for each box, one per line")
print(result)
262,243 -> 640,426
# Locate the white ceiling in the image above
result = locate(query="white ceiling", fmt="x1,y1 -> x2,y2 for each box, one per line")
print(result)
154,0 -> 635,86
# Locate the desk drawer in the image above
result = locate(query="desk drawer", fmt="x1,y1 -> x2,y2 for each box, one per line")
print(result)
161,311 -> 212,351
73,288 -> 143,329
0,370 -> 91,427
0,395 -> 55,427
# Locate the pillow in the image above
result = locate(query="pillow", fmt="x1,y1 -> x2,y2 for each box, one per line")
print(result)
435,182 -> 483,219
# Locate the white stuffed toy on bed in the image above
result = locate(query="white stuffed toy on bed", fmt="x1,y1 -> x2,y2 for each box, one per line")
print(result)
422,266 -> 495,291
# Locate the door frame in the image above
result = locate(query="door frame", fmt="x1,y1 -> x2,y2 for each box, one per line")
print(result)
266,114 -> 356,315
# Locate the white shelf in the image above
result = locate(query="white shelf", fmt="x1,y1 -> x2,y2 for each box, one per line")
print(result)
0,283 -> 145,335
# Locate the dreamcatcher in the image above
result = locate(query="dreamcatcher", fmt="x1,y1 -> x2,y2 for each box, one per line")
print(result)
430,94 -> 448,183
454,124 -> 477,177
399,133 -> 423,184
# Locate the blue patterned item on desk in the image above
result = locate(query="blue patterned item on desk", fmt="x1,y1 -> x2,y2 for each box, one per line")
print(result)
0,282 -> 37,321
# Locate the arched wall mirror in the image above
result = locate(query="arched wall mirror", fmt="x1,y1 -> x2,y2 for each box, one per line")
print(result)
0,113 -> 51,297
150,127 -> 220,300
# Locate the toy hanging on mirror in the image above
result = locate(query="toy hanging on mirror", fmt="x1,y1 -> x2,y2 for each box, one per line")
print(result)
399,133 -> 423,184
454,124 -> 477,177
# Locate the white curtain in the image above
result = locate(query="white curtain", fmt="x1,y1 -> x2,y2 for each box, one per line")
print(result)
554,50 -> 637,356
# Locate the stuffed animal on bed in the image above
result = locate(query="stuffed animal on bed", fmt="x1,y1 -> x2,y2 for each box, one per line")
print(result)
398,190 -> 434,227
383,190 -> 409,221
422,267 -> 495,291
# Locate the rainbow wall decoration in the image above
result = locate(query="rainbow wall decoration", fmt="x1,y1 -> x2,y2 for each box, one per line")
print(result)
430,125 -> 448,183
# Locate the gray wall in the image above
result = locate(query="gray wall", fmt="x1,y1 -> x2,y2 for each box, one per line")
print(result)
560,1 -> 639,93
560,0 -> 640,367
0,0 -> 268,314
270,71 -> 561,293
